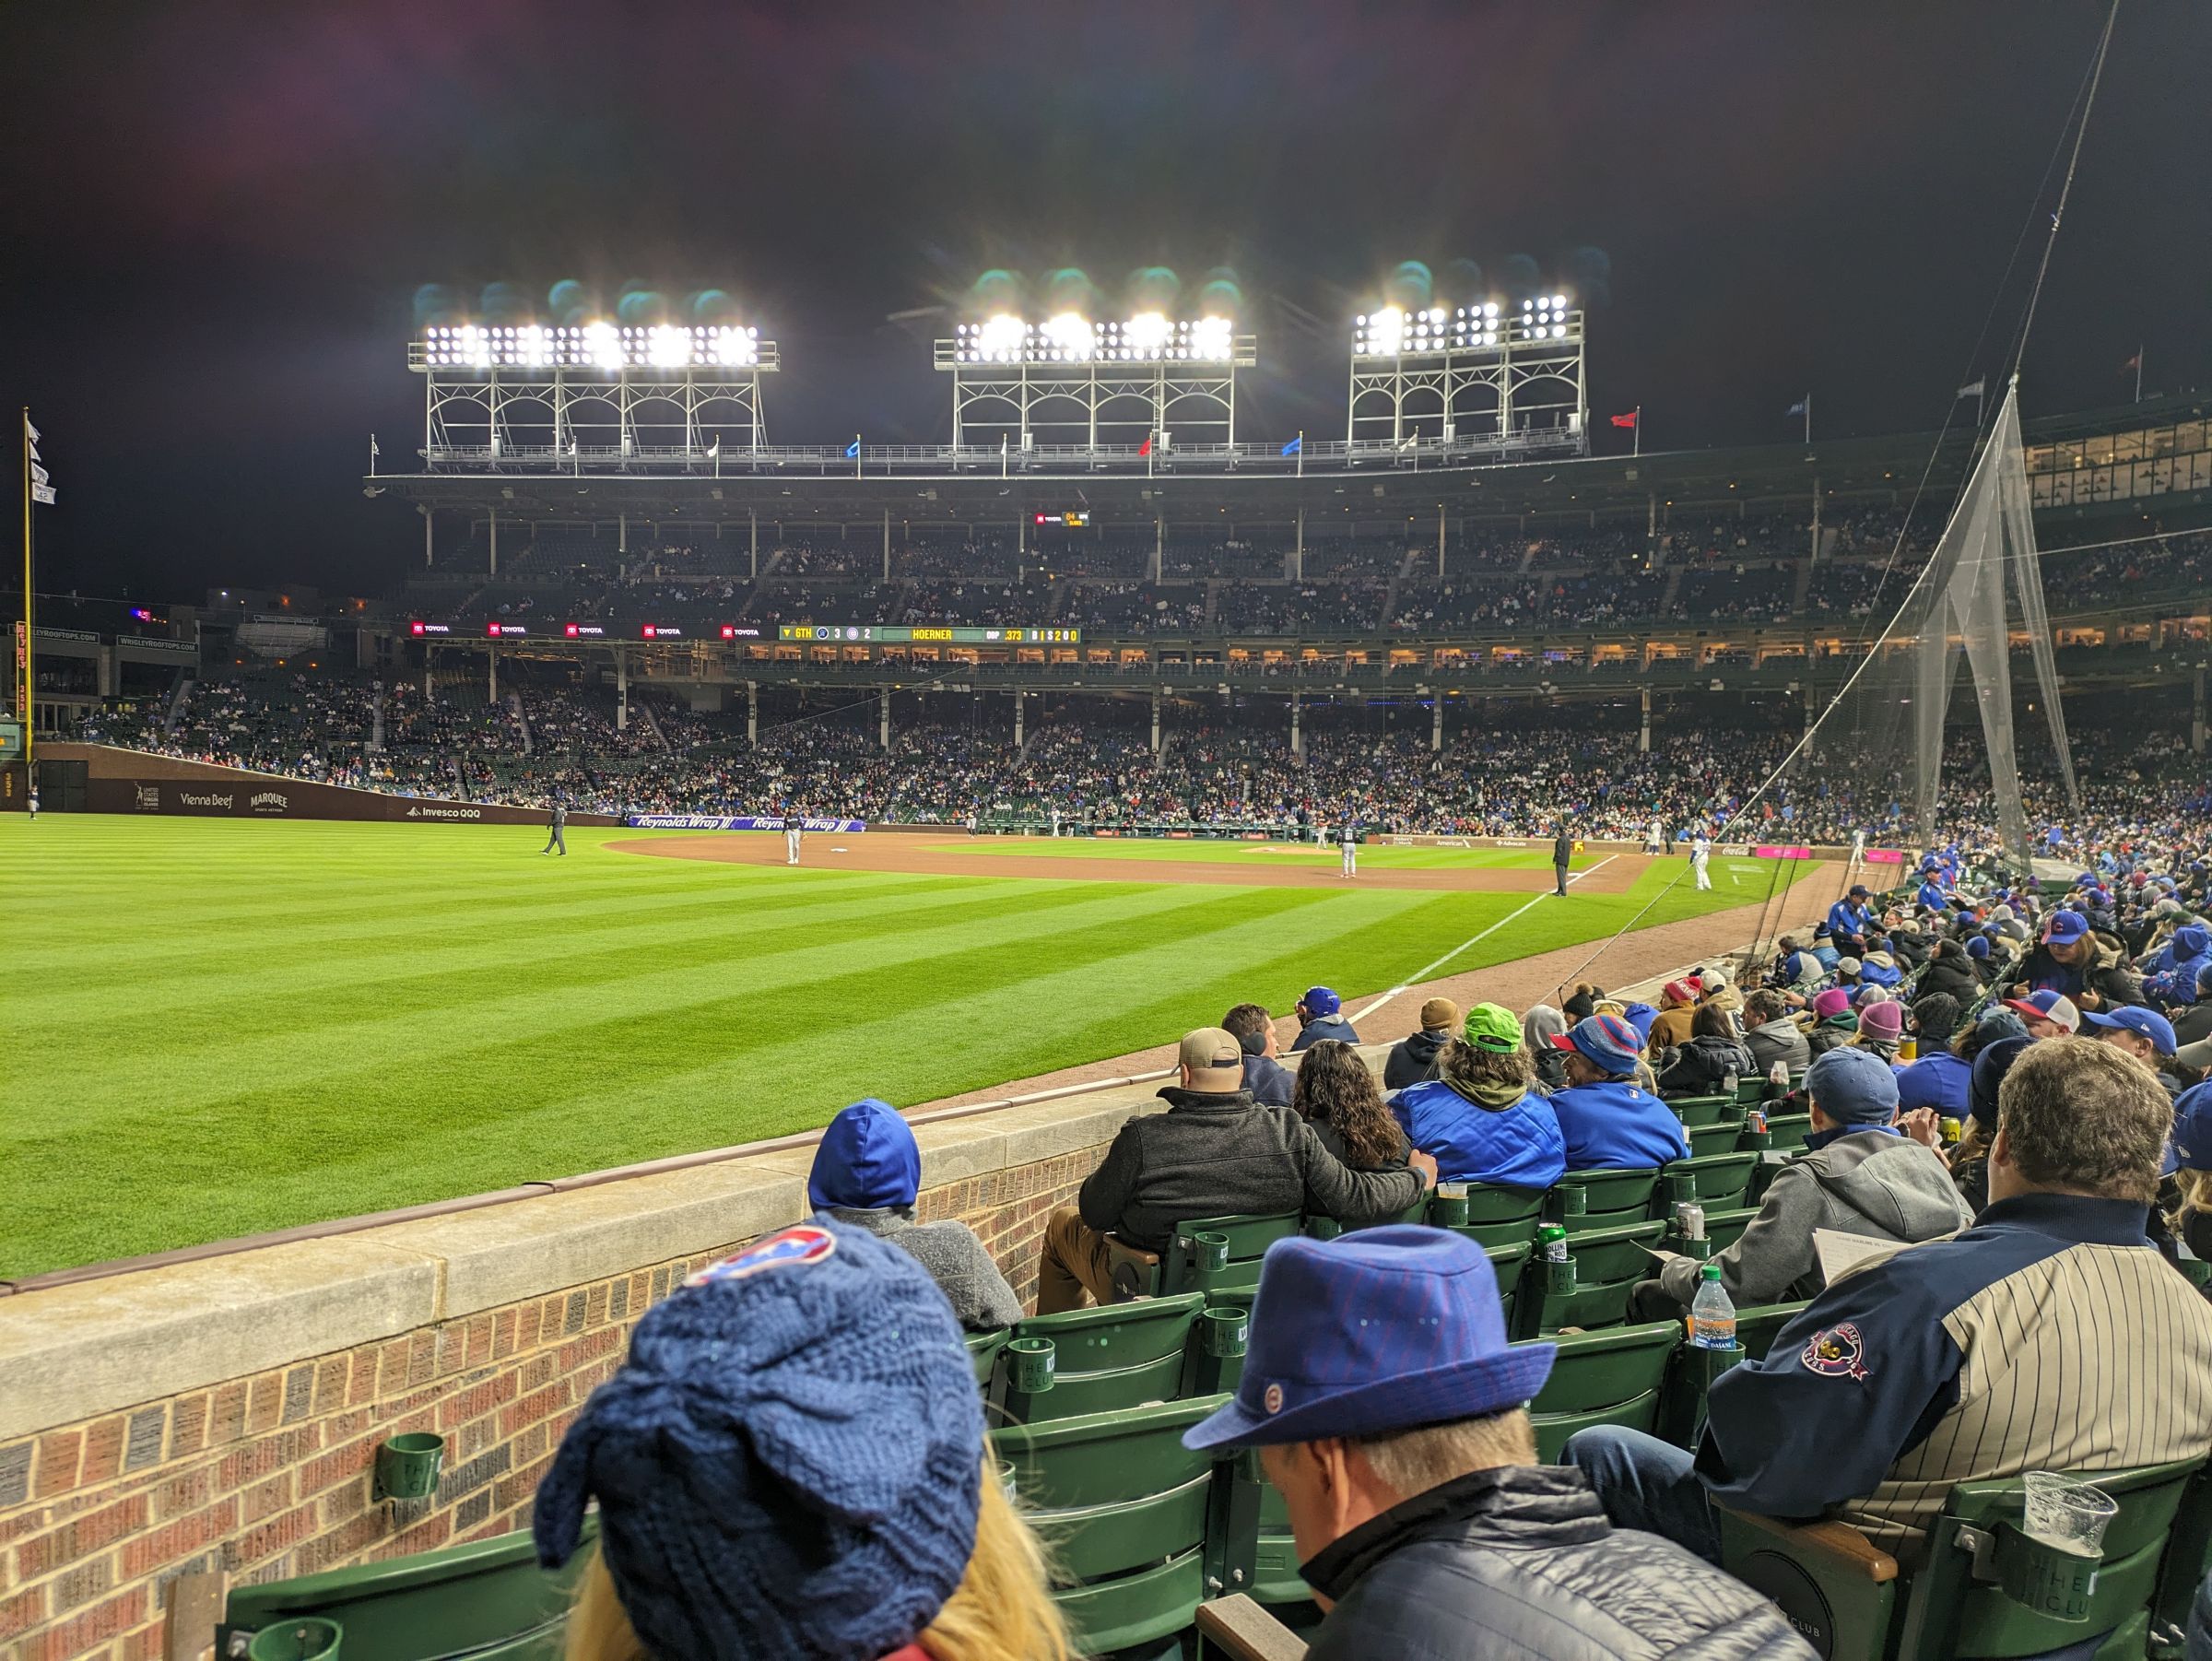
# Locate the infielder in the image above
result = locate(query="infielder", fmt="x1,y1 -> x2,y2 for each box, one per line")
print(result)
1647,816 -> 1666,854
542,800 -> 567,856
785,819 -> 803,866
1691,831 -> 1712,890
1341,822 -> 1358,878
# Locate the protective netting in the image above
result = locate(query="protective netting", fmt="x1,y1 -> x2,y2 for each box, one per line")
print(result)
1793,382 -> 2077,868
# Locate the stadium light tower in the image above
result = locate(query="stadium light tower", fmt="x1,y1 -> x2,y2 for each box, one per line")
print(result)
1347,294 -> 1586,454
408,322 -> 780,470
934,312 -> 1257,454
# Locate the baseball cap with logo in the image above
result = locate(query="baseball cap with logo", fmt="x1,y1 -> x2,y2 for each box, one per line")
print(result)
1461,1003 -> 1521,1054
2171,1081 -> 2212,1172
2002,991 -> 2081,1033
1300,986 -> 1342,1017
2080,1006 -> 2179,1056
1550,1012 -> 1644,1075
1182,1227 -> 1553,1450
1178,1027 -> 1246,1081
2043,910 -> 2090,946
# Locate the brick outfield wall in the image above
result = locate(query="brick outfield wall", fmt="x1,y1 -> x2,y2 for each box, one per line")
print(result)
0,1145 -> 1111,1661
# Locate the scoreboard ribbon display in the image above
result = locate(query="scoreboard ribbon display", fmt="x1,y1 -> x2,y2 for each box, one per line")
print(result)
777,625 -> 1080,643
627,814 -> 867,832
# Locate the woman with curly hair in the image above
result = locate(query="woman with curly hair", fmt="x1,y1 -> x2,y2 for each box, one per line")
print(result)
1391,1004 -> 1566,1189
1292,1039 -> 1409,1171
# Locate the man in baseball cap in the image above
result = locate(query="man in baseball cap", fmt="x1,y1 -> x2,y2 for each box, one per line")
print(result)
2001,989 -> 2080,1039
2081,1005 -> 2180,1078
1292,985 -> 1361,1051
1182,1229 -> 1812,1658
1547,1013 -> 1688,1170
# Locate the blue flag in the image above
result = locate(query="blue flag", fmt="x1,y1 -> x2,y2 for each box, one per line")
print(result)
1281,435 -> 1301,455
845,439 -> 860,458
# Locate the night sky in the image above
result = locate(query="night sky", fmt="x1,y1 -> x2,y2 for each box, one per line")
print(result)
6,1 -> 2206,601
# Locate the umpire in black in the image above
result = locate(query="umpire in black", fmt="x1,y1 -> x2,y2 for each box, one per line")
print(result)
1553,822 -> 1573,897
543,799 -> 568,856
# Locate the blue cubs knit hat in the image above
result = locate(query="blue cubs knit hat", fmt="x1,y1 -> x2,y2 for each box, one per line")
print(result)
534,1219 -> 983,1661
1550,1011 -> 1644,1075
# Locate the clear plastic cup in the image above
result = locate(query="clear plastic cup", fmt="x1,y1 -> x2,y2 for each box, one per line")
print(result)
2021,1471 -> 2118,1554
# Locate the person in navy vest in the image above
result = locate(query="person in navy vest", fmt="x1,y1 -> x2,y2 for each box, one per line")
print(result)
1391,1003 -> 1566,1190
1827,885 -> 1874,955
1543,1013 -> 1688,1170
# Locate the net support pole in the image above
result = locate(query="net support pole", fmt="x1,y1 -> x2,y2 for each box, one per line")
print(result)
2194,668 -> 2206,758
747,680 -> 758,748
879,686 -> 890,751
1431,689 -> 1442,753
1151,686 -> 1162,755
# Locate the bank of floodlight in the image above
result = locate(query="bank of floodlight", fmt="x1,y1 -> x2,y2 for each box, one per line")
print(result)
418,321 -> 764,371
947,315 -> 1240,365
1354,292 -> 1576,358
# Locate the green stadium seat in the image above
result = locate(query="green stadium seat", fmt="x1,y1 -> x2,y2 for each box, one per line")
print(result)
1523,1321 -> 1680,1463
994,1396 -> 1231,1655
1486,1241 -> 1533,1333
1547,1167 -> 1663,1229
1737,1075 -> 1775,1108
1700,1206 -> 1760,1255
1431,1181 -> 1547,1248
1718,1455 -> 2207,1661
1764,1113 -> 1814,1153
1656,1151 -> 1759,1214
1688,1116 -> 1747,1157
1107,1210 -> 1301,1302
964,1325 -> 1010,1388
1667,1092 -> 1739,1125
1518,1219 -> 1668,1338
994,1294 -> 1206,1423
218,1520 -> 595,1661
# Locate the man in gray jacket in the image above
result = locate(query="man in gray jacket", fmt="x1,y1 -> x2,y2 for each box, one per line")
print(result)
1742,989 -> 1812,1075
1182,1227 -> 1815,1660
1633,1045 -> 1972,1318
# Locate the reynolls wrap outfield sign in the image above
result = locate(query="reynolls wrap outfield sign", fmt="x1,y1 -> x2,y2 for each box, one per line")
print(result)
626,814 -> 868,832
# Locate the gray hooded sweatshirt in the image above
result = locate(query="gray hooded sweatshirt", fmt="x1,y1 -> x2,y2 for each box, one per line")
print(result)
1656,1128 -> 1974,1309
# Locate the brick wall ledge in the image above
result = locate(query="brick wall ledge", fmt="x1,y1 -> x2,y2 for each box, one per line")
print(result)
0,1082 -> 1165,1444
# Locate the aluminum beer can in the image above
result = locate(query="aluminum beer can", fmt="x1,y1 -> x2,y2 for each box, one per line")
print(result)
1676,1203 -> 1707,1241
1539,1223 -> 1570,1263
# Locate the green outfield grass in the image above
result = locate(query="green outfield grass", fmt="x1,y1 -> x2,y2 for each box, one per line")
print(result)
1,818 -> 1815,1277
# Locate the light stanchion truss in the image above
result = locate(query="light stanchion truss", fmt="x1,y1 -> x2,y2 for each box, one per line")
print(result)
410,325 -> 778,470
1347,298 -> 1587,454
933,316 -> 1258,454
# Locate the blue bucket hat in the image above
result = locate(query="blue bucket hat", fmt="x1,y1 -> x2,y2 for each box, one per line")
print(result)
2171,1082 -> 2212,1172
1806,1045 -> 1902,1125
1300,985 -> 1342,1017
1550,1012 -> 1644,1075
534,1220 -> 982,1661
808,1098 -> 921,1211
1183,1227 -> 1553,1451
2081,1005 -> 2179,1056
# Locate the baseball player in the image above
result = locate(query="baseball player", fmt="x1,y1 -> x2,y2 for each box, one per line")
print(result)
542,800 -> 567,856
1692,830 -> 1712,890
785,818 -> 803,866
1341,821 -> 1358,879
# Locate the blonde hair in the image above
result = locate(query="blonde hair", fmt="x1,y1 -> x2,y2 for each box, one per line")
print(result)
2166,1168 -> 2212,1238
563,1455 -> 1069,1661
1349,1408 -> 1536,1500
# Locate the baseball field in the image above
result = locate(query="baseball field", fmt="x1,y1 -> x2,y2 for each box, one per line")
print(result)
1,817 -> 1815,1278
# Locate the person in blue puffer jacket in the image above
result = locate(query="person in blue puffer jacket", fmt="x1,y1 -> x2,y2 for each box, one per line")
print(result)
2147,924 -> 2212,1010
1544,1013 -> 1689,1171
1391,1003 -> 1566,1190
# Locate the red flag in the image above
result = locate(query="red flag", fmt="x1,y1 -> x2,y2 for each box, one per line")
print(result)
1609,411 -> 1638,429
2120,352 -> 2142,373
1137,435 -> 1153,455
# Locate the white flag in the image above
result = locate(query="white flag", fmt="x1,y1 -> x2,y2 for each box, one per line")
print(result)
24,418 -> 41,444
707,438 -> 719,457
27,440 -> 39,463
371,435 -> 381,457
1399,434 -> 1418,450
30,462 -> 49,486
31,483 -> 54,505
1956,379 -> 1985,399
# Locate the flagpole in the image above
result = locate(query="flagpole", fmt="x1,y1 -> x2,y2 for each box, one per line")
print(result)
1804,395 -> 1812,446
2136,345 -> 2144,403
1633,406 -> 1641,459
1297,430 -> 1303,478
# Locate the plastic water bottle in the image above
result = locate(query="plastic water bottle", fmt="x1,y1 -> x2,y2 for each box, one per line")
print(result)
1688,1263 -> 1737,1350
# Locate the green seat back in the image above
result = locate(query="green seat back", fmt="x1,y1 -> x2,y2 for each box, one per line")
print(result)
2153,1464 -> 2212,1645
1160,1211 -> 1302,1296
1717,1508 -> 1897,1661
219,1522 -> 594,1661
1700,1206 -> 1760,1255
1688,1117 -> 1748,1158
993,1396 -> 1229,1655
1899,1457 -> 2206,1661
1735,1301 -> 1810,1361
997,1294 -> 1205,1422
1765,1113 -> 1814,1152
1551,1167 -> 1663,1227
1485,1241 -> 1532,1332
964,1326 -> 1010,1388
1444,1182 -> 1547,1248
1524,1321 -> 1680,1462
1667,1093 -> 1737,1126
1249,1460 -> 1311,1608
1737,1076 -> 1773,1107
1521,1220 -> 1668,1337
1658,1151 -> 1759,1213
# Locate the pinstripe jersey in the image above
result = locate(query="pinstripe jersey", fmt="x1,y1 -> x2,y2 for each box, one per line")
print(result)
1698,1193 -> 2212,1558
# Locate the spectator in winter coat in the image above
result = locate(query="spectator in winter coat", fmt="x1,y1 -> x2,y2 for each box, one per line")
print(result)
1828,886 -> 1874,954
1294,1040 -> 1412,1172
806,1099 -> 1022,1330
1647,981 -> 1700,1051
1182,1228 -> 1818,1661
1383,997 -> 1460,1091
1917,937 -> 1984,1006
1224,1002 -> 1295,1107
2013,909 -> 2142,1010
1810,924 -> 1842,972
1802,987 -> 1860,1056
1892,995 -> 1971,1117
1654,1003 -> 1756,1098
1853,998 -> 1905,1064
1858,948 -> 1904,991
2174,963 -> 2212,1054
1545,1014 -> 1688,1170
1631,1048 -> 1972,1317
2147,924 -> 2212,1010
1391,1004 -> 1567,1190
1291,985 -> 1362,1052
1743,990 -> 1812,1075
1036,1028 -> 1433,1311
1524,1003 -> 1572,1091
2002,989 -> 2081,1040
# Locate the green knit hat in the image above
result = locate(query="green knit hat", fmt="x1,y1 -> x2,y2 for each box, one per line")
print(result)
1463,1002 -> 1522,1053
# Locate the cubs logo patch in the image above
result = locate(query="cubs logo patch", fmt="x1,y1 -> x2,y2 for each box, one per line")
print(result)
687,1225 -> 836,1287
1264,1383 -> 1285,1415
1801,1323 -> 1871,1382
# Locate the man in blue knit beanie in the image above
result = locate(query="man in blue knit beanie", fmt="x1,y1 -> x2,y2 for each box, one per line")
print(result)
535,1219 -> 985,1660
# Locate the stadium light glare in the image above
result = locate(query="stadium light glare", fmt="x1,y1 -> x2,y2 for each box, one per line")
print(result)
1044,312 -> 1093,357
978,312 -> 1024,360
1125,311 -> 1171,353
1551,292 -> 1568,309
1191,316 -> 1233,360
584,321 -> 624,371
646,324 -> 690,368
